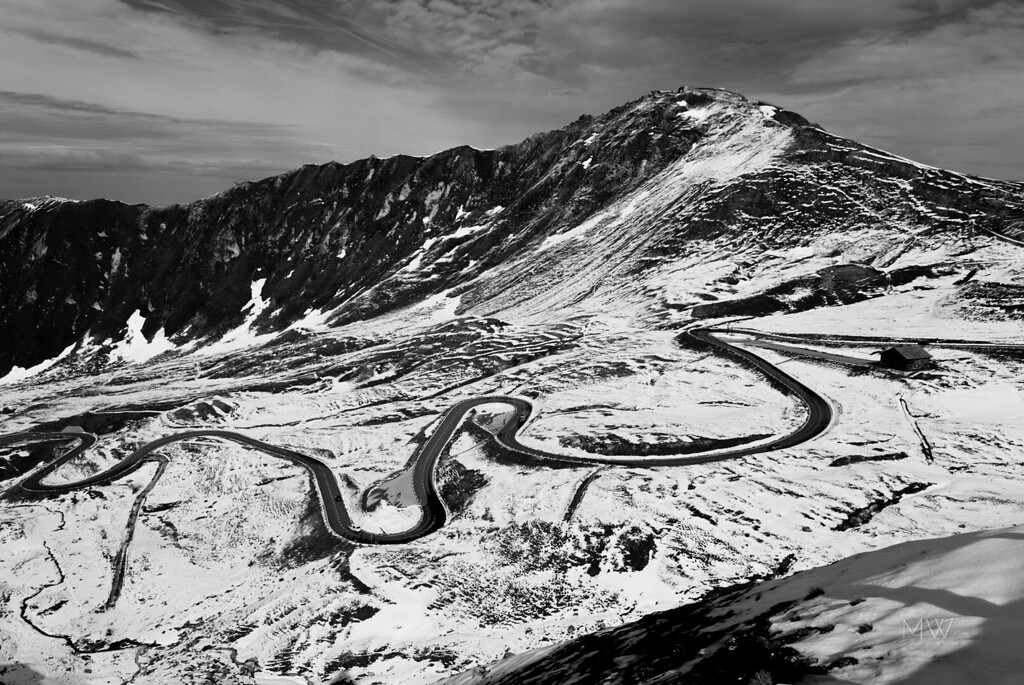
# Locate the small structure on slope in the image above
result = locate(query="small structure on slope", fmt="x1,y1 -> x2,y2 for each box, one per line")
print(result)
879,345 -> 932,372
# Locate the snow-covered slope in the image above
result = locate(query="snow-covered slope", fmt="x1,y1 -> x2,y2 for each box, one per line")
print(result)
437,524 -> 1024,684
1,86 -> 1024,685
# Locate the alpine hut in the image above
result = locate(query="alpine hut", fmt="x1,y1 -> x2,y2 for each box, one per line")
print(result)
879,345 -> 932,372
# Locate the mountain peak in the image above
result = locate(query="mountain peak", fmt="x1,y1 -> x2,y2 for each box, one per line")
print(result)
1,86 -> 1022,378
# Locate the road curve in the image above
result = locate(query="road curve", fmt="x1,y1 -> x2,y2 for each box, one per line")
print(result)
0,328 -> 832,545
490,328 -> 833,468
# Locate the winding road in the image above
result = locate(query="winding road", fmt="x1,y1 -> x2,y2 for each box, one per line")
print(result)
1,328 -> 833,546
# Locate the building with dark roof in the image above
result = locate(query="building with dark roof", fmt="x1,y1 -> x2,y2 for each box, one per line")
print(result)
879,345 -> 932,372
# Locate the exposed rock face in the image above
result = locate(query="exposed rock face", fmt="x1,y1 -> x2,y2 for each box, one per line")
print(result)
2,86 -> 1023,375
0,93 -> 699,375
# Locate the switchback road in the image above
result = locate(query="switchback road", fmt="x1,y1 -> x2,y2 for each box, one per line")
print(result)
1,328 -> 833,546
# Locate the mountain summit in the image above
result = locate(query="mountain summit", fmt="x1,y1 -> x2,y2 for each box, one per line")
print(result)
2,86 -> 1022,378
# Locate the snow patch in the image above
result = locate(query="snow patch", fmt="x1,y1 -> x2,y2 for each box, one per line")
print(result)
925,383 -> 1024,424
582,157 -> 593,170
786,245 -> 816,260
771,525 -> 1024,683
374,195 -> 392,219
346,548 -> 442,647
424,185 -> 446,208
664,101 -> 793,185
197,279 -> 277,356
286,306 -> 336,332
242,279 -> 270,317
0,342 -> 76,385
364,500 -> 422,535
539,212 -> 609,250
451,223 -> 488,240
608,191 -> 649,229
403,237 -> 440,271
752,277 -> 1024,343
764,245 -> 816,261
110,311 -> 178,364
411,290 -> 462,322
254,674 -> 307,685
680,107 -> 712,124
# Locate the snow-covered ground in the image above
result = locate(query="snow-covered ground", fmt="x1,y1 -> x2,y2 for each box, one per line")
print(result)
1,92 -> 1022,685
3,276 -> 1022,684
437,523 -> 1024,684
775,524 -> 1024,683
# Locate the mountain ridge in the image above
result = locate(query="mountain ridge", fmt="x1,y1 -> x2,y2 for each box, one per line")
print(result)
2,86 -> 1022,379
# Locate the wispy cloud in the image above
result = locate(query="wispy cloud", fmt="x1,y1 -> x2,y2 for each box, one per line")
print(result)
0,90 -> 323,165
0,89 -> 347,202
0,0 -> 460,202
120,0 -> 444,73
10,27 -> 141,59
768,1 -> 1024,177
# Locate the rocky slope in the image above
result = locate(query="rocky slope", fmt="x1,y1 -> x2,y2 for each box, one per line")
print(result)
2,87 -> 1022,377
0,91 -> 698,376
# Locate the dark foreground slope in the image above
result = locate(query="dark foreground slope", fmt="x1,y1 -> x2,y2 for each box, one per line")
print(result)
3,87 -> 1023,377
437,525 -> 1024,685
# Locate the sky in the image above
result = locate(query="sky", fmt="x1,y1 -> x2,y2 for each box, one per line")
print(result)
2,0 -> 1023,205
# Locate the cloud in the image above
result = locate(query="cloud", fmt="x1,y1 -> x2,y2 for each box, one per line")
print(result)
1,0 -> 1023,203
0,90 -> 348,203
788,2 -> 1024,85
0,0 -> 474,202
769,1 -> 1024,178
0,90 -> 293,137
10,28 -> 141,58
119,0 -> 443,73
363,0 -> 1024,180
